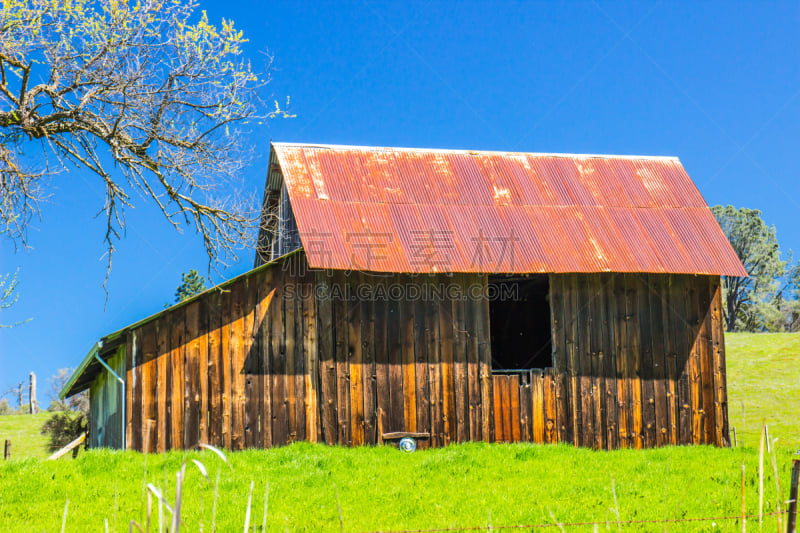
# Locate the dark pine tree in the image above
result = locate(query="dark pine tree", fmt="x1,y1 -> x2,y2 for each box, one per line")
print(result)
174,270 -> 207,303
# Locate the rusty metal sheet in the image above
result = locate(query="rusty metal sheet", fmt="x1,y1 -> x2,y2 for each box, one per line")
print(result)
272,143 -> 748,277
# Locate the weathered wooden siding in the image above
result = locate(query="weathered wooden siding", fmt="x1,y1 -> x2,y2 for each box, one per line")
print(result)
492,370 -> 558,444
89,346 -> 125,449
547,273 -> 729,448
125,255 -> 317,452
118,254 -> 727,452
314,271 -> 492,448
123,256 -> 492,452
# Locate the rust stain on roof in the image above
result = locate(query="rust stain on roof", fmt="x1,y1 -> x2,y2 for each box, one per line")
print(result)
271,143 -> 747,277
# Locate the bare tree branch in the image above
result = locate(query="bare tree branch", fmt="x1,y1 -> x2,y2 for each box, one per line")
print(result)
0,0 -> 291,288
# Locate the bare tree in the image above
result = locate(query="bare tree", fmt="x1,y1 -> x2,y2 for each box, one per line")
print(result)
0,0 -> 289,282
0,268 -> 30,327
48,368 -> 88,414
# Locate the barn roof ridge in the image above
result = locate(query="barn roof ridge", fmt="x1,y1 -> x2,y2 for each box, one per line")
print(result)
271,141 -> 681,162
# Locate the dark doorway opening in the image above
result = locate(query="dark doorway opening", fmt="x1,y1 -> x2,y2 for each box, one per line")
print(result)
488,275 -> 553,370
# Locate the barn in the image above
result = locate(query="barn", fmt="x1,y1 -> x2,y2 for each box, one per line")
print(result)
61,142 -> 747,452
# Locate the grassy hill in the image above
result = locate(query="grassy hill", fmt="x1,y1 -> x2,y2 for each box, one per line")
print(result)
0,412 -> 53,459
0,332 -> 797,531
726,332 -> 800,447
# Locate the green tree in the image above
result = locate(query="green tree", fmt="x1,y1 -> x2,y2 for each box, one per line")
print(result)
711,205 -> 787,332
174,269 -> 207,303
0,0 -> 289,280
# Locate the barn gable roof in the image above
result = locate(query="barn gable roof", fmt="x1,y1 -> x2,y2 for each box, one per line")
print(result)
270,143 -> 747,276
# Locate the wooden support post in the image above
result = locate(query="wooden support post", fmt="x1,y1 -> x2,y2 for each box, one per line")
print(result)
3,439 -> 10,460
47,433 -> 87,461
17,382 -> 23,411
788,459 -> 799,533
29,372 -> 38,414
733,426 -> 738,447
377,408 -> 384,445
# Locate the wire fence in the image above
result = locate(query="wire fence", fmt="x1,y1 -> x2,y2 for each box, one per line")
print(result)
356,511 -> 786,532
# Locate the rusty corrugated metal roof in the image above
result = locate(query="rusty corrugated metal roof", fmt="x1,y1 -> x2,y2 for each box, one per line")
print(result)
272,143 -> 747,276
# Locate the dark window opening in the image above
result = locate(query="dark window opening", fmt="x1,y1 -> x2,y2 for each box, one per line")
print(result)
489,275 -> 553,370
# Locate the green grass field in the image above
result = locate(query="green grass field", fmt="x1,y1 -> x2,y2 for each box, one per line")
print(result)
0,442 -> 797,532
725,332 -> 800,448
0,332 -> 797,531
0,412 -> 53,459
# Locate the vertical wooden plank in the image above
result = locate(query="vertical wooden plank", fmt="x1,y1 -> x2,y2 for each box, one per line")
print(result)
697,275 -> 714,444
492,375 -> 504,443
361,277 -> 376,445
613,273 -> 629,448
426,278 -> 443,447
637,274 -> 657,448
673,275 -> 692,444
626,274 -> 644,449
244,273 -> 260,448
140,322 -> 158,453
709,276 -> 729,446
387,281 -> 405,434
465,276 -> 481,442
687,276 -> 703,445
271,269 -> 288,447
439,288 -> 455,445
501,375 -> 512,442
304,269 -> 319,444
662,276 -> 678,446
452,275 -> 468,442
549,275 -> 571,445
578,275 -> 594,448
125,332 -> 136,450
477,274 -> 493,443
183,302 -> 200,450
197,298 -> 209,447
543,369 -> 557,444
156,317 -> 169,453
283,274 -> 297,444
413,277 -> 430,446
316,272 -> 336,445
565,275 -> 582,446
509,374 -> 521,442
402,275 -> 418,434
373,277 -> 390,445
333,270 -> 350,445
207,291 -> 223,448
530,370 -> 544,444
519,378 -> 531,442
648,275 -> 669,447
348,272 -> 365,446
220,284 -> 233,449
294,275 -> 307,444
259,270 -> 274,448
602,273 -> 619,450
229,278 -> 246,450
169,308 -> 185,450
589,275 -> 606,450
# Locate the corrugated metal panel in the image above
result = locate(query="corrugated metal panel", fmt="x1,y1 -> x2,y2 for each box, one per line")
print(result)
272,143 -> 748,276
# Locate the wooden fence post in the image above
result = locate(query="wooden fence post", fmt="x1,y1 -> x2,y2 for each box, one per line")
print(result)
787,459 -> 799,533
29,372 -> 38,414
3,439 -> 10,460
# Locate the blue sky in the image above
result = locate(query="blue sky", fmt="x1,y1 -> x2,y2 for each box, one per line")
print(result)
1,1 -> 798,398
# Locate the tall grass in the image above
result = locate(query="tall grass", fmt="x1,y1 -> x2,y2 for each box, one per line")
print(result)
0,441 -> 797,532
